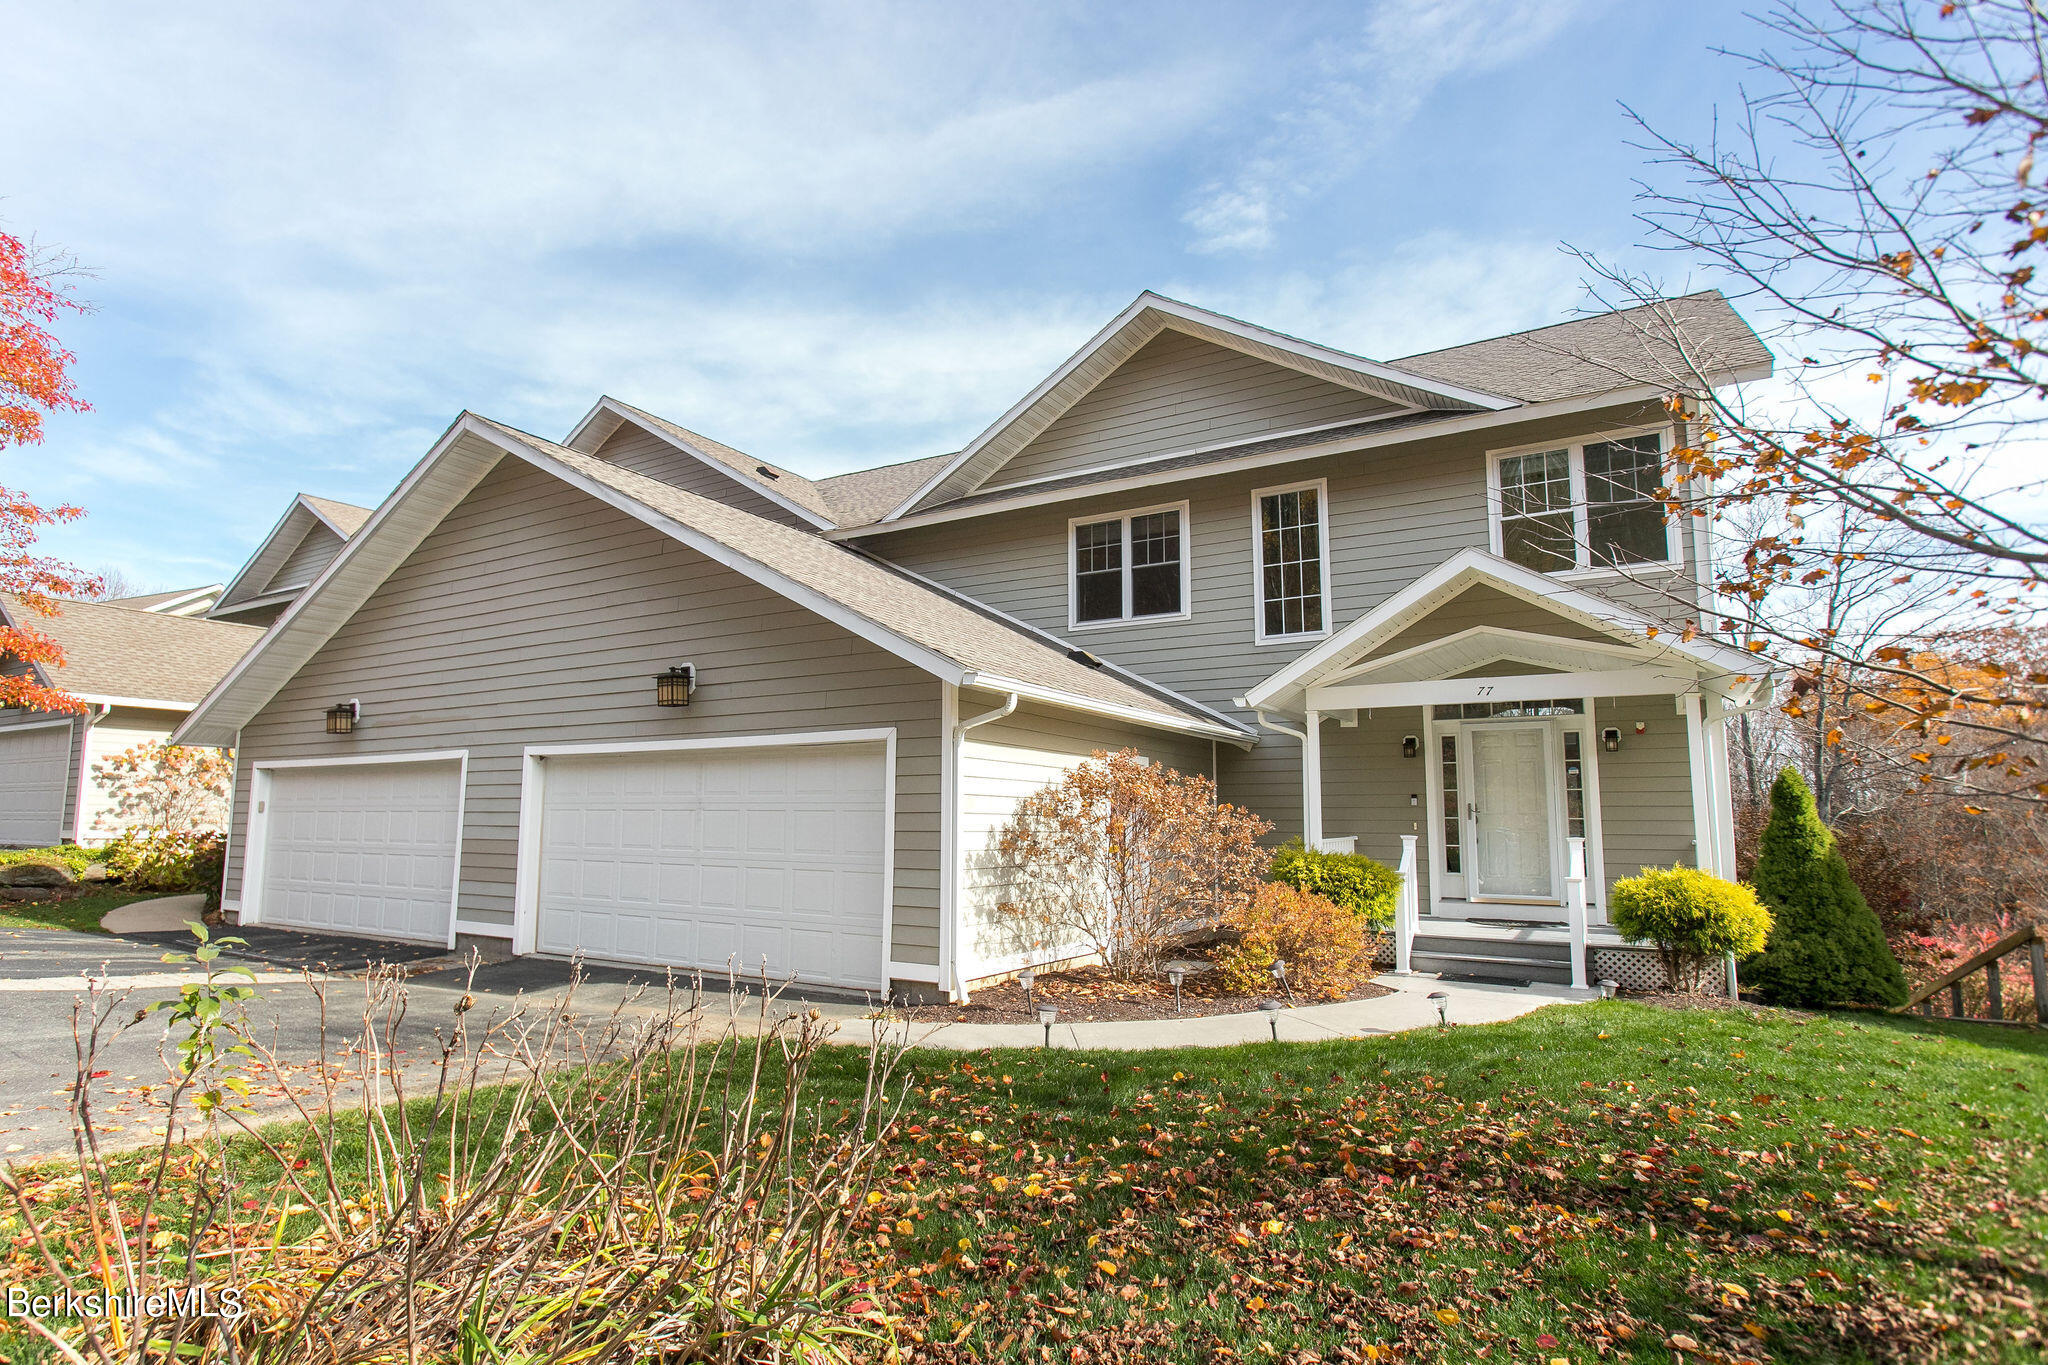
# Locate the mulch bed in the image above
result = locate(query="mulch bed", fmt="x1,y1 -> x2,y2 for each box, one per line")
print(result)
896,959 -> 1393,1024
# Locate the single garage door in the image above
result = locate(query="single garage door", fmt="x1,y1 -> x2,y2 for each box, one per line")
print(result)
535,742 -> 888,991
256,760 -> 462,942
0,723 -> 71,847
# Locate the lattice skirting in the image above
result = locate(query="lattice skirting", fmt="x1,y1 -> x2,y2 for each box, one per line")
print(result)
1589,945 -> 1728,994
1368,929 -> 1395,968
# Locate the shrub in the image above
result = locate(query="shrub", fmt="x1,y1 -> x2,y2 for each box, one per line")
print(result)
104,830 -> 227,903
995,749 -> 1272,977
1212,882 -> 1376,1001
1609,865 -> 1772,994
1266,839 -> 1401,926
1745,768 -> 1910,1008
0,843 -> 107,873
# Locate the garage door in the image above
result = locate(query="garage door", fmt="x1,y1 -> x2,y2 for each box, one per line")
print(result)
534,742 -> 888,991
0,723 -> 71,847
256,760 -> 462,942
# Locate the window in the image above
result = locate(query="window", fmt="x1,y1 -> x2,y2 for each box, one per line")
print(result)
1252,480 -> 1330,642
1490,430 -> 1677,575
1563,731 -> 1585,841
1439,735 -> 1461,874
1067,503 -> 1188,627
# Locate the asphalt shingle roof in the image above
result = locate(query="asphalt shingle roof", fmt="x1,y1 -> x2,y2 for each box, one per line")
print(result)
2,595 -> 266,705
299,495 -> 374,537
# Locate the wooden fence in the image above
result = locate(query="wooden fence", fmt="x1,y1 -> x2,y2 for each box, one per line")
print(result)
1901,923 -> 2048,1025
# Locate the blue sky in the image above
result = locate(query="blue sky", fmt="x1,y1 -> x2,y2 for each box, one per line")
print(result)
3,0 -> 1760,592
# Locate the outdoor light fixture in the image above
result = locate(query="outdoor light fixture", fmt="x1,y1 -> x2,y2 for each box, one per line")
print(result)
1401,734 -> 1418,759
654,664 -> 696,707
1037,1002 -> 1058,1047
1167,963 -> 1186,1015
1017,968 -> 1036,1010
1428,989 -> 1449,1027
1271,957 -> 1293,1005
1601,727 -> 1622,753
1259,998 -> 1282,1041
1598,978 -> 1619,1000
325,700 -> 359,735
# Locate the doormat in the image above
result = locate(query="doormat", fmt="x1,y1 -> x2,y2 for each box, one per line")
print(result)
1436,972 -> 1533,988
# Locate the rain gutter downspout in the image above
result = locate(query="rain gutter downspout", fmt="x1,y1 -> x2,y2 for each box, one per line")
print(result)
945,691 -> 1019,1002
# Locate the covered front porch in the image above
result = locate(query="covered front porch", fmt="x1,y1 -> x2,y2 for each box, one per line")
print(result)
1243,550 -> 1767,990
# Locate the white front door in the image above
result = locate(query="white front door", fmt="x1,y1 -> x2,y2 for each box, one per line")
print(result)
1467,723 -> 1558,902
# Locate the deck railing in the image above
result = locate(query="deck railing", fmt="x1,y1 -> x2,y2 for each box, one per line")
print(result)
1901,923 -> 2048,1025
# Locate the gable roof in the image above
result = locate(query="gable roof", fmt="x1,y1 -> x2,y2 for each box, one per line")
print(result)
102,584 -> 225,616
210,492 -> 375,617
1242,547 -> 1764,716
885,292 -> 1515,520
1390,292 -> 1772,404
0,594 -> 265,708
565,396 -> 841,529
175,413 -> 1253,748
815,453 -> 954,528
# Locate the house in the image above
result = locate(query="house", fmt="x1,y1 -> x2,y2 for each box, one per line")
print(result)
172,291 -> 1774,999
0,493 -> 373,847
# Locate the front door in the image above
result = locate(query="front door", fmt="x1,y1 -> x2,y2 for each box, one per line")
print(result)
1467,723 -> 1558,902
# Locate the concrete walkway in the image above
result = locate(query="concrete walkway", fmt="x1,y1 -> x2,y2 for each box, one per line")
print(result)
886,973 -> 1594,1051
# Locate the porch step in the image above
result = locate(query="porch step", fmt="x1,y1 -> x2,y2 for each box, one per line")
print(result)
1409,932 -> 1577,986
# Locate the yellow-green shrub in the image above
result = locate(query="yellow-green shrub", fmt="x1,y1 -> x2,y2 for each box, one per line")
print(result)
1213,882 -> 1376,1001
1610,864 -> 1773,994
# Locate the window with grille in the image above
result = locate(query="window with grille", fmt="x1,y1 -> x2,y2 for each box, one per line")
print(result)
1490,430 -> 1678,574
1254,481 -> 1328,642
1068,504 -> 1187,627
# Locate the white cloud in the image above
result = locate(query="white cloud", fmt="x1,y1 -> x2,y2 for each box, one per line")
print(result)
1184,0 -> 1593,253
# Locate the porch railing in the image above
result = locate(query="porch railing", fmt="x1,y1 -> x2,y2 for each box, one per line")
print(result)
1564,836 -> 1590,991
1394,834 -> 1417,974
1901,923 -> 2048,1025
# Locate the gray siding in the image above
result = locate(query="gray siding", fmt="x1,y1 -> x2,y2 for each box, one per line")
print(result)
264,524 -> 346,593
1365,585 -> 1609,659
864,400 -> 1677,841
1318,706 -> 1432,901
593,424 -> 815,530
988,329 -> 1400,491
226,459 -> 945,969
1594,696 -> 1698,883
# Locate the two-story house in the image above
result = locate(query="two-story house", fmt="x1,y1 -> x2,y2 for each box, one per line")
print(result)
173,291 -> 1773,999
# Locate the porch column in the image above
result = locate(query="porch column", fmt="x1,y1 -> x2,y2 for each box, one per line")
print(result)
1302,709 -> 1323,847
1707,696 -> 1737,878
1684,694 -> 1728,879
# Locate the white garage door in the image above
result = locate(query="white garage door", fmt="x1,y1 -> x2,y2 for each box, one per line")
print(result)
0,723 -> 72,847
256,760 -> 462,942
535,742 -> 888,991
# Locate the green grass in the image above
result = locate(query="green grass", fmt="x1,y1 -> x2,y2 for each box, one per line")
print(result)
0,887 -> 150,933
8,1001 -> 2045,1362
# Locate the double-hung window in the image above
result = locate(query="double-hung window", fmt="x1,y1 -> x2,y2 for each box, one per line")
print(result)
1068,502 -> 1189,627
1252,479 -> 1330,642
1490,429 -> 1678,575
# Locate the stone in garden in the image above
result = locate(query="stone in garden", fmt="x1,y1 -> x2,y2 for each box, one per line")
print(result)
80,863 -> 110,882
0,862 -> 74,888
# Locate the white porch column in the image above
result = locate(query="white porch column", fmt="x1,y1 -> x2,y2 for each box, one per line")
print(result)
1302,709 -> 1323,848
1707,696 -> 1736,879
1684,694 -> 1718,876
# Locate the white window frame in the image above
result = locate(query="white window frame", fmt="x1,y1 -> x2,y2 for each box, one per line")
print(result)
1485,425 -> 1684,580
1065,499 -> 1193,632
1249,477 -> 1333,645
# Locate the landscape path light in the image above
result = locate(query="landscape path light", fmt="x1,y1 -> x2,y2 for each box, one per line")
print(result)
1037,1002 -> 1058,1048
1428,989 -> 1449,1027
1598,978 -> 1619,1000
1271,957 -> 1293,1005
1018,967 -> 1036,1011
1258,998 -> 1282,1042
1166,963 -> 1186,1014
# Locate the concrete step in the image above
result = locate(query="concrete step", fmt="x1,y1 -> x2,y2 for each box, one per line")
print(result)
1411,933 -> 1571,964
1411,950 -> 1577,986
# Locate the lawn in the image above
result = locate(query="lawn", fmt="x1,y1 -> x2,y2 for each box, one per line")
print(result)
0,887 -> 151,934
6,1000 -> 2044,1363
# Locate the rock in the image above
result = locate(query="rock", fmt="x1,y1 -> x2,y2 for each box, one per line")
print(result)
80,862 -> 110,883
0,861 -> 75,888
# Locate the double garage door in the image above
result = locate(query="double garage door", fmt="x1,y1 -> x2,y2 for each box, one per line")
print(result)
252,742 -> 888,991
0,723 -> 71,847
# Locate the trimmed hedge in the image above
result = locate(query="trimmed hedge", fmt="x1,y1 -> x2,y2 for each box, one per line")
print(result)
1610,864 -> 1772,994
1266,840 -> 1400,927
0,844 -> 108,874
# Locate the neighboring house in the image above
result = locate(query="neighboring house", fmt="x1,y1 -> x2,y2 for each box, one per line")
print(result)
0,596 -> 263,846
207,494 -> 374,627
174,291 -> 1774,999
0,492 -> 373,847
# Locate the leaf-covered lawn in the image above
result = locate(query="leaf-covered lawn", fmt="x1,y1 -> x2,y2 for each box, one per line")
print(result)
0,887 -> 149,934
821,1001 -> 2048,1363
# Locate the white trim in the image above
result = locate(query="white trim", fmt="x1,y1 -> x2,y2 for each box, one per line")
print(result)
965,673 -> 1247,743
1066,499 -> 1192,632
134,585 -> 224,616
453,919 -> 513,941
1685,694 -> 1715,873
1320,624 -> 1648,686
939,683 -> 960,998
1303,709 -> 1323,846
0,715 -> 79,735
1250,477 -> 1333,646
845,383 -> 1750,540
1485,424 -> 1685,577
240,749 -> 468,947
563,396 -> 837,532
880,291 -> 1518,521
1314,667 -> 1697,712
73,693 -> 194,713
68,704 -> 108,842
508,728 -> 900,991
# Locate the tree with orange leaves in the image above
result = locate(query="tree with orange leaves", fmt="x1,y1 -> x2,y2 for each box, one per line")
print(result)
1,229 -> 97,712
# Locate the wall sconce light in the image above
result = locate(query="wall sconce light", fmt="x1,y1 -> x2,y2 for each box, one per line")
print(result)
325,700 -> 360,735
654,664 -> 696,707
1401,734 -> 1418,759
1601,727 -> 1622,753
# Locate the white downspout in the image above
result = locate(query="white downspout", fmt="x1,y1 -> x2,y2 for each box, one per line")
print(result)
946,690 -> 1019,1003
1254,709 -> 1318,847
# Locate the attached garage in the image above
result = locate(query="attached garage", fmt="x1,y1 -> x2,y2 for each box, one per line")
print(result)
0,721 -> 72,847
248,756 -> 464,943
523,736 -> 892,992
